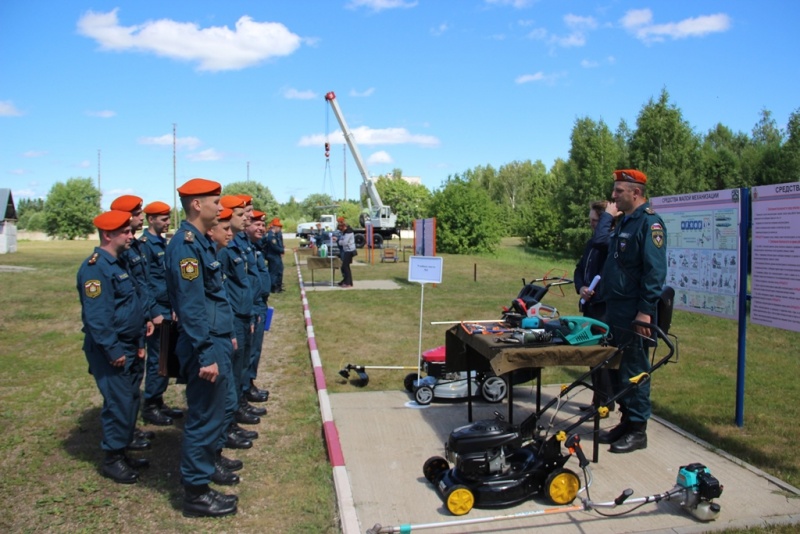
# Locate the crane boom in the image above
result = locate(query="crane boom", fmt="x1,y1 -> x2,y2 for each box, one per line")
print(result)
325,91 -> 386,213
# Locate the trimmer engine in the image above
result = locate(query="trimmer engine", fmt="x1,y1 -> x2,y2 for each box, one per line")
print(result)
675,463 -> 723,521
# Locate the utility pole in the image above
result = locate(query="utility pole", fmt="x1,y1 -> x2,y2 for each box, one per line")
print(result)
97,149 -> 102,207
173,123 -> 178,229
343,144 -> 347,201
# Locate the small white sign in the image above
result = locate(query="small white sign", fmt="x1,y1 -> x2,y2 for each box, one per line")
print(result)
408,256 -> 443,284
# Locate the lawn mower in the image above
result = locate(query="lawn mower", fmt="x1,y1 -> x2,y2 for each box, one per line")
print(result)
402,346 -> 509,406
421,293 -> 679,517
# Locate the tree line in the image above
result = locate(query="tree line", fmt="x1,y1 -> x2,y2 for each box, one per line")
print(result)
18,89 -> 799,255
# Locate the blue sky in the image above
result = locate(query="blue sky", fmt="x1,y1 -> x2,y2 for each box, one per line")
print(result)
2,1 -> 799,209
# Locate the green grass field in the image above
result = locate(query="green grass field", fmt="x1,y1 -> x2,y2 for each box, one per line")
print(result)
1,238 -> 798,533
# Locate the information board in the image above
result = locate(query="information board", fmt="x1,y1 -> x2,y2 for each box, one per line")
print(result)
650,189 -> 742,319
408,256 -> 443,284
750,182 -> 800,332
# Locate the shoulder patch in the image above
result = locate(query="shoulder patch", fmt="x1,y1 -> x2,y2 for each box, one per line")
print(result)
651,230 -> 665,248
651,222 -> 663,231
87,252 -> 99,265
180,258 -> 200,280
184,231 -> 194,243
84,280 -> 102,298
645,207 -> 656,215
140,234 -> 148,242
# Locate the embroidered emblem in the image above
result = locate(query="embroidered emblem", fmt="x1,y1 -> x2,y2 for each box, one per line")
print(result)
651,223 -> 662,231
645,207 -> 655,214
184,231 -> 194,243
652,230 -> 664,248
88,252 -> 99,265
180,258 -> 200,280
619,240 -> 627,252
140,235 -> 148,242
84,280 -> 102,298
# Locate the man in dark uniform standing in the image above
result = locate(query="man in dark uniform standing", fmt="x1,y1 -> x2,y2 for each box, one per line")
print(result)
139,201 -> 184,426
77,210 -> 150,484
598,169 -> 667,454
109,195 -> 159,448
165,178 -> 238,517
247,211 -> 271,403
264,218 -> 284,293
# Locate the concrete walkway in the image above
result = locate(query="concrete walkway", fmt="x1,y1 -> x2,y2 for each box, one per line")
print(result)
330,386 -> 800,533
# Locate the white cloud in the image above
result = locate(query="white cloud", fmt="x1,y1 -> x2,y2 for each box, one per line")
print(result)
367,150 -> 393,165
0,100 -> 23,116
87,110 -> 116,118
12,188 -> 39,198
283,88 -> 316,100
621,9 -> 731,43
349,88 -> 375,98
431,23 -> 449,37
77,9 -> 303,72
515,71 -> 564,84
138,134 -> 202,150
8,169 -> 26,175
564,14 -> 597,31
299,126 -> 439,148
581,59 -> 599,68
485,0 -> 537,8
187,149 -> 223,162
77,160 -> 92,168
22,150 -> 47,158
346,0 -> 418,12
527,14 -> 596,48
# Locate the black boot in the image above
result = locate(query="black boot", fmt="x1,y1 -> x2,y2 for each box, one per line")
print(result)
597,421 -> 629,444
610,422 -> 647,453
235,405 -> 260,425
134,428 -> 155,440
183,484 -> 237,518
216,450 -> 243,472
101,451 -> 139,484
142,402 -> 173,426
124,455 -> 150,470
231,423 -> 259,440
225,431 -> 253,450
156,397 -> 184,419
211,463 -> 240,486
242,400 -> 267,417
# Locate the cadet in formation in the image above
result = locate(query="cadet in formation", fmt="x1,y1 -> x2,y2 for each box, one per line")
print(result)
164,178 -> 239,517
77,210 -> 151,484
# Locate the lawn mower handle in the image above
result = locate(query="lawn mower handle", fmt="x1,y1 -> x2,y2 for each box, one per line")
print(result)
631,319 -> 674,356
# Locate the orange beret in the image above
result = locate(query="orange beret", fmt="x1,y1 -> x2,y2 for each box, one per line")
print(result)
218,208 -> 233,221
236,194 -> 253,205
270,217 -> 283,227
613,169 -> 647,184
177,178 -> 222,197
110,195 -> 143,212
336,216 -> 345,223
220,195 -> 246,209
93,210 -> 131,231
143,201 -> 171,215
251,210 -> 266,221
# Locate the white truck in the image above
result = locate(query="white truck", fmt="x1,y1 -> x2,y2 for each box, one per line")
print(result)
324,91 -> 399,248
296,214 -> 338,240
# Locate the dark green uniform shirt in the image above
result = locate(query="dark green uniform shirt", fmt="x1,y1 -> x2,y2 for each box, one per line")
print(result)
601,201 -> 667,316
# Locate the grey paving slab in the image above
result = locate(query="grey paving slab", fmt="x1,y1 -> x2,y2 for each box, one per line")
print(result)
330,386 -> 800,533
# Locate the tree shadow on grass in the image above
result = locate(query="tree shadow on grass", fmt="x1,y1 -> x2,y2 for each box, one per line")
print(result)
63,406 -> 187,511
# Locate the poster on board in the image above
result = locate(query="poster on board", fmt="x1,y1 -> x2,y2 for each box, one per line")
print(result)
408,256 -> 443,285
650,188 -> 741,319
750,182 -> 800,332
